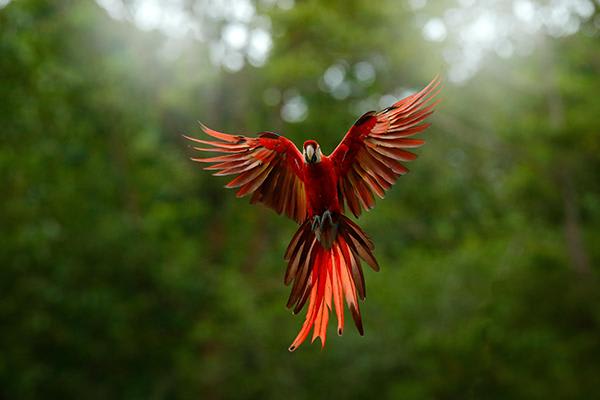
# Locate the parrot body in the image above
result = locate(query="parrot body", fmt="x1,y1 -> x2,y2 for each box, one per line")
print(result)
303,152 -> 340,217
185,77 -> 440,351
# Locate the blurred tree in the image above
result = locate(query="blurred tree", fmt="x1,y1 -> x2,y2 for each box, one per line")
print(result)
1,0 -> 599,399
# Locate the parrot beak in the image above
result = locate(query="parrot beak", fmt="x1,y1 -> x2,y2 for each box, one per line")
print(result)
305,145 -> 316,163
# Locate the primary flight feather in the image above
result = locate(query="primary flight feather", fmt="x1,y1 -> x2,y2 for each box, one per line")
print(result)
185,76 -> 441,351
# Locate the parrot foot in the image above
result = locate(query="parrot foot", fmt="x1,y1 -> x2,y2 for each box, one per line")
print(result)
311,215 -> 321,232
321,210 -> 334,229
311,210 -> 338,249
311,210 -> 334,233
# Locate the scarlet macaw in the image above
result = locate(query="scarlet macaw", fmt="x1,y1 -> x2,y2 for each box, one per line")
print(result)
185,77 -> 440,351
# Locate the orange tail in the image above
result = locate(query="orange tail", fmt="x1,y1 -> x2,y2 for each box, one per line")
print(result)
284,215 -> 379,352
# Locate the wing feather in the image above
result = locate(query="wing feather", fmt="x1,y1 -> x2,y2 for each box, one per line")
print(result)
185,125 -> 307,223
329,76 -> 441,217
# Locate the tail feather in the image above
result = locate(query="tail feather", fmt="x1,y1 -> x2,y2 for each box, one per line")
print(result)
338,235 -> 366,300
286,215 -> 376,352
335,241 -> 363,335
286,238 -> 318,309
331,248 -> 345,336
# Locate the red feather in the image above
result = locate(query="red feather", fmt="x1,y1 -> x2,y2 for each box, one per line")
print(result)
331,75 -> 441,217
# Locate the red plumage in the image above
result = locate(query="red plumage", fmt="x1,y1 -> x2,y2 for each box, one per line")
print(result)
185,76 -> 441,351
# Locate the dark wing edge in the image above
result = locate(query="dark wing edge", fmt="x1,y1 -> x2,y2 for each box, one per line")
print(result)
330,76 -> 442,217
184,123 -> 308,223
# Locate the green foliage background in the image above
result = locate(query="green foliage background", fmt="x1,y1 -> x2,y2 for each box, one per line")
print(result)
1,0 -> 599,398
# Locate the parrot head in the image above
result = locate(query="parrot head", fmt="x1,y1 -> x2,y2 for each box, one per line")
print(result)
303,140 -> 322,164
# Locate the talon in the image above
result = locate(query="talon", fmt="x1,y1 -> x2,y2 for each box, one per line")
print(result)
319,210 -> 333,231
311,216 -> 321,232
323,210 -> 333,227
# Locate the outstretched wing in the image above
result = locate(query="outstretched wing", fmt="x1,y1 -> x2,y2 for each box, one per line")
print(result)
330,76 -> 441,217
185,124 -> 307,223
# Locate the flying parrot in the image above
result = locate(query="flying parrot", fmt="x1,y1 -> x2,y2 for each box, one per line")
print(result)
185,76 -> 441,351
